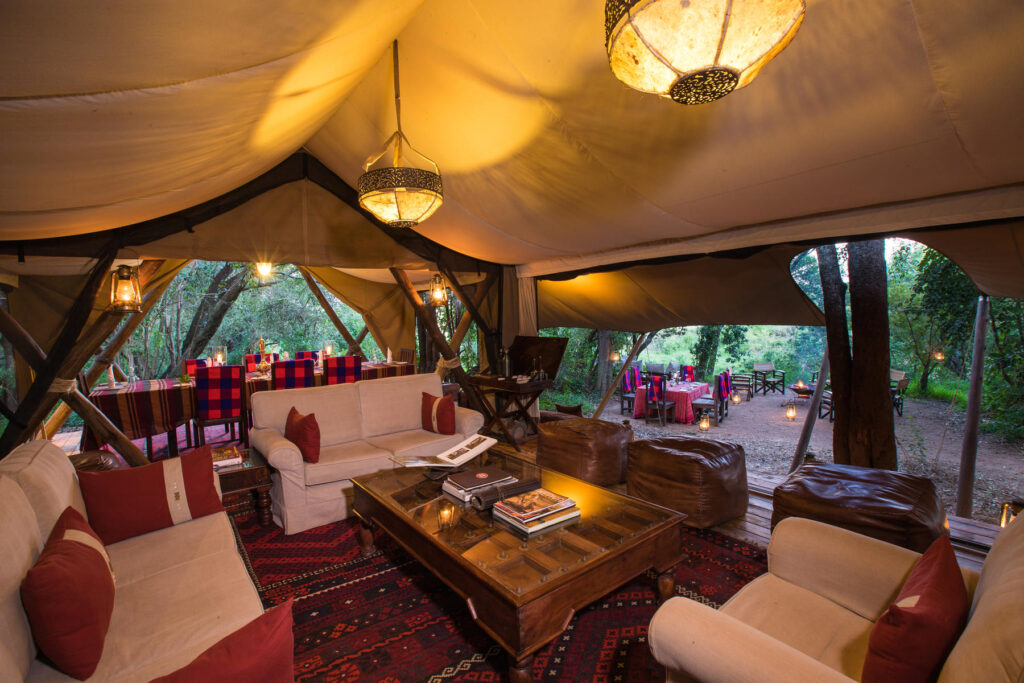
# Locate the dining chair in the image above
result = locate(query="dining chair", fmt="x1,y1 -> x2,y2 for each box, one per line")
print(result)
193,364 -> 246,447
646,362 -> 665,375
819,389 -> 835,422
244,352 -> 279,373
295,351 -> 318,361
620,364 -> 643,414
692,374 -> 724,426
643,374 -> 676,426
182,358 -> 207,377
271,359 -> 315,390
323,355 -> 362,384
752,361 -> 785,395
681,365 -> 695,382
398,347 -> 416,364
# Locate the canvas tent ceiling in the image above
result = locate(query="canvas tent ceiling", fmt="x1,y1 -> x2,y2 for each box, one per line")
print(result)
1,0 -> 1023,316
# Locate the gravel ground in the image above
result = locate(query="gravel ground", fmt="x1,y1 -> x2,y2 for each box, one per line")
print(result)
616,392 -> 1023,525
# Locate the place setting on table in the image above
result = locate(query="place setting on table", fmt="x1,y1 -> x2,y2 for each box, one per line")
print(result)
631,371 -> 711,424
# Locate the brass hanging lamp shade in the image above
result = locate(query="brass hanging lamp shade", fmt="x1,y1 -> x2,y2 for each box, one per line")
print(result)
357,41 -> 443,228
605,0 -> 805,104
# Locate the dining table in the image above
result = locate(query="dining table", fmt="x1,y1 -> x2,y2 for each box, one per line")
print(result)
82,361 -> 416,456
631,381 -> 710,424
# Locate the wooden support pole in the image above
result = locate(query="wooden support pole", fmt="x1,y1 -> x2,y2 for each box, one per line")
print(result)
0,246 -> 117,455
389,268 -> 487,415
593,334 -> 647,419
63,389 -> 147,466
790,346 -> 830,472
437,264 -> 497,368
0,305 -> 47,370
956,295 -> 989,518
450,271 -> 497,352
298,268 -> 366,358
111,363 -> 128,382
42,276 -> 175,438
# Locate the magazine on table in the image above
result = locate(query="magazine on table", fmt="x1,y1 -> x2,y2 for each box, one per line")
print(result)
492,487 -> 574,522
493,505 -> 581,534
211,445 -> 244,470
390,434 -> 497,468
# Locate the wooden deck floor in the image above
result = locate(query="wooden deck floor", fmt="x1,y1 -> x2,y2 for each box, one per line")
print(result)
491,439 -> 998,572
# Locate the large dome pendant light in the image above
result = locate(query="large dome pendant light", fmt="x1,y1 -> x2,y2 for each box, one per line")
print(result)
605,0 -> 805,105
357,41 -> 443,228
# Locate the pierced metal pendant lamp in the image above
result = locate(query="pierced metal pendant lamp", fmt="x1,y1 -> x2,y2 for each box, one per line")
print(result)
357,41 -> 443,228
605,0 -> 805,104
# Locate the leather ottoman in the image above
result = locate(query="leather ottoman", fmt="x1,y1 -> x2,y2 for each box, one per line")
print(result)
537,418 -> 632,486
627,437 -> 748,528
771,462 -> 947,552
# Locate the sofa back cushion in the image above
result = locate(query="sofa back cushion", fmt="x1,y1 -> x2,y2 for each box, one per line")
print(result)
939,518 -> 1024,682
359,373 -> 444,438
252,382 -> 362,446
0,477 -> 43,679
0,439 -> 86,540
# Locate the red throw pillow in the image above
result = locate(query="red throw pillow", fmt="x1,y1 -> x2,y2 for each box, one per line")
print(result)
21,507 -> 115,680
422,392 -> 456,435
150,599 -> 294,683
285,406 -> 320,463
862,535 -> 970,683
78,445 -> 225,545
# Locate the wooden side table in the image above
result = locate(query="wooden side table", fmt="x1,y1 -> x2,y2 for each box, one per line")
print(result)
217,448 -> 273,526
469,375 -> 553,451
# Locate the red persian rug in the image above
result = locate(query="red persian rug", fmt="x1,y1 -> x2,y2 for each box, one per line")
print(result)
232,514 -> 767,682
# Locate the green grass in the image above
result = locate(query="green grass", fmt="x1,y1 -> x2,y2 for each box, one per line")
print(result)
907,378 -> 968,410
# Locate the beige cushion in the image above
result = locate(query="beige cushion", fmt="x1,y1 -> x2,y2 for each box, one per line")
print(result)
940,517 -> 1024,682
0,476 -> 42,680
304,440 -> 392,486
0,439 -> 86,539
367,429 -> 465,461
722,574 -> 872,679
252,382 -> 362,446
106,513 -> 239,587
359,373 -> 443,438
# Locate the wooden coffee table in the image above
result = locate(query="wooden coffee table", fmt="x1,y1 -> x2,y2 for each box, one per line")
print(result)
352,451 -> 685,681
217,448 -> 273,526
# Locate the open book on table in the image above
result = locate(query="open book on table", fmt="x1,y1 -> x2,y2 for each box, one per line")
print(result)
390,434 -> 497,468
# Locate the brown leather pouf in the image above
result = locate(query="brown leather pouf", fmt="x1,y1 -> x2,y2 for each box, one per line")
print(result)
771,462 -> 947,552
627,437 -> 748,528
537,418 -> 632,486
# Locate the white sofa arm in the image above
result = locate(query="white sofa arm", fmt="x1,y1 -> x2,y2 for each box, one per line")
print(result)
649,596 -> 854,683
768,517 -> 922,621
249,427 -> 303,475
454,406 -> 485,436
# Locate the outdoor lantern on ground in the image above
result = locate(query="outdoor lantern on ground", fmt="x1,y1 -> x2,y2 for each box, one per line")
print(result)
785,402 -> 797,421
428,273 -> 448,307
605,0 -> 805,104
108,265 -> 142,313
731,391 -> 742,405
357,41 -> 443,228
698,413 -> 711,431
255,262 -> 273,279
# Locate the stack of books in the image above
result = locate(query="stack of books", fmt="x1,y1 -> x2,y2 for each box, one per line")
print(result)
442,466 -> 516,503
492,488 -> 580,534
211,445 -> 244,470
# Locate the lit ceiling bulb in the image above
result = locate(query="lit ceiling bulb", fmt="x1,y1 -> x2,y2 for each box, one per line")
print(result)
255,262 -> 273,278
605,0 -> 805,104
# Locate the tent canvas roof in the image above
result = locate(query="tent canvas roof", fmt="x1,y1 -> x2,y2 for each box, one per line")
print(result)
1,0 -> 1023,323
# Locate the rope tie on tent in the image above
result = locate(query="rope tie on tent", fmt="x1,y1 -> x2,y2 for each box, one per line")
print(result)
47,378 -> 77,395
435,356 -> 462,376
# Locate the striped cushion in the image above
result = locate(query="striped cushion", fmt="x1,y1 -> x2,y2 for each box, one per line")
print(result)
324,355 -> 361,385
183,358 -> 207,377
421,392 -> 455,435
196,364 -> 243,419
648,374 -> 666,401
272,359 -> 315,390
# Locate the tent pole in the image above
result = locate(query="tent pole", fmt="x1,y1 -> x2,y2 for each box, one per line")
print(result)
593,333 -> 648,420
438,263 -> 498,369
956,295 -> 989,517
298,267 -> 366,358
42,271 -> 177,438
449,271 -> 498,351
790,344 -> 830,472
389,268 -> 487,415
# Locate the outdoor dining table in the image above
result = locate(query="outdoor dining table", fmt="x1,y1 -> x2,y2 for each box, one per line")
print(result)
631,381 -> 710,424
82,361 -> 416,456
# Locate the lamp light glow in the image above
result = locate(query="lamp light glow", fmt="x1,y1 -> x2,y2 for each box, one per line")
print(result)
610,351 -> 621,363
428,273 -> 448,307
731,391 -> 742,405
785,402 -> 797,421
698,413 -> 711,431
255,262 -> 274,279
605,0 -> 805,104
108,265 -> 142,313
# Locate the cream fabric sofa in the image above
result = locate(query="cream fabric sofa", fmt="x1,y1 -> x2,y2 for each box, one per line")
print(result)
649,516 -> 1024,682
0,440 -> 264,682
249,372 -> 484,535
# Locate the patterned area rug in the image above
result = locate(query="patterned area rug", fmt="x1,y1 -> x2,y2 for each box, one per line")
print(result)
232,514 -> 767,682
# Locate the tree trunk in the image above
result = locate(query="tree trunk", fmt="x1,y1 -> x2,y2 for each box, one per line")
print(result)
596,330 -> 611,398
847,240 -> 897,470
161,265 -> 250,377
817,245 -> 853,466
694,325 -> 722,380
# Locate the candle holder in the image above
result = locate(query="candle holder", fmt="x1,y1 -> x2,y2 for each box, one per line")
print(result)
785,402 -> 797,421
698,413 -> 711,432
213,346 -> 227,366
323,340 -> 336,358
731,391 -> 742,405
437,500 -> 458,531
